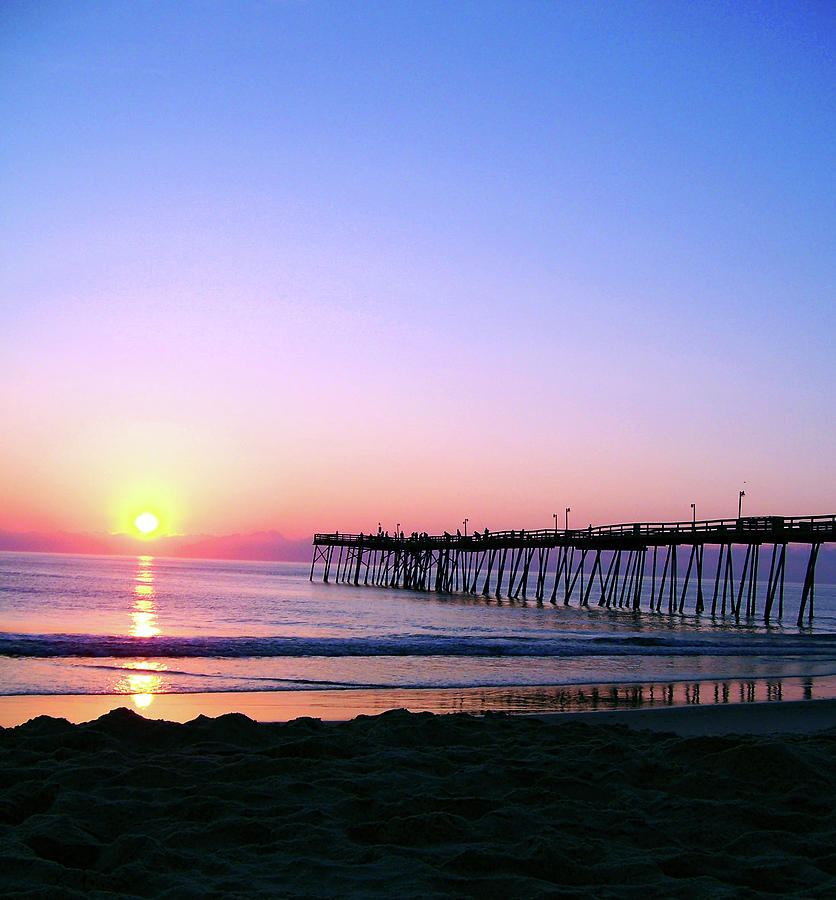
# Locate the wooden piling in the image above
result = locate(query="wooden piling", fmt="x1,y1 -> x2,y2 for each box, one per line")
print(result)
798,543 -> 821,626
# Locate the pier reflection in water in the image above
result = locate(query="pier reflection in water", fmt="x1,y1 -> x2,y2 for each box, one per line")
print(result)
421,675 -> 824,717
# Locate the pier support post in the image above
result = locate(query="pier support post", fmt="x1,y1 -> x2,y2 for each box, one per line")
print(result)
633,548 -> 646,610
584,550 -> 601,607
482,549 -> 496,597
734,544 -> 752,622
749,544 -> 760,617
565,548 -> 587,605
495,547 -> 508,599
519,547 -> 534,600
550,546 -> 567,605
649,546 -> 657,610
353,544 -> 363,585
507,547 -> 523,599
711,544 -> 724,616
680,545 -> 697,613
668,546 -> 677,614
618,550 -> 634,608
797,543 -> 821,626
470,550 -> 486,594
323,545 -> 333,583
535,548 -> 549,603
723,545 -> 734,617
656,545 -> 671,612
695,545 -> 704,614
609,550 -> 623,608
599,551 -> 618,607
764,543 -> 785,623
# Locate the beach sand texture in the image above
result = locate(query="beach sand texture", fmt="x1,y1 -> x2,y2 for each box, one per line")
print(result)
2,706 -> 835,899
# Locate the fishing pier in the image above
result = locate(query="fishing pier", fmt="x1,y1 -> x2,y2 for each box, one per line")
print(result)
311,515 -> 835,625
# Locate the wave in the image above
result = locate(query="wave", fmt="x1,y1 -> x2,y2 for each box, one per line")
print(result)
70,661 -> 390,689
3,631 -> 836,660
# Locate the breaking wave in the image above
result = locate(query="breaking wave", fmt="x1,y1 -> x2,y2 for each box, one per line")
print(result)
3,631 -> 836,660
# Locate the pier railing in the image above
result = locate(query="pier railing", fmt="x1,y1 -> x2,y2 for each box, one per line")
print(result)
315,514 -> 836,548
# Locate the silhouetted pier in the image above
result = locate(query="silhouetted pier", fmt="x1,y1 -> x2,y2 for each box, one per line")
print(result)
311,515 -> 835,625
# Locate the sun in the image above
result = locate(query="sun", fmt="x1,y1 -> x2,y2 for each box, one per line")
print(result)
134,512 -> 160,535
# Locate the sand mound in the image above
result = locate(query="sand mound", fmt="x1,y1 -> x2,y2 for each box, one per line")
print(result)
1,707 -> 834,898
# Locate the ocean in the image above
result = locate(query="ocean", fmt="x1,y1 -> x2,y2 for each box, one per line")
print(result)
2,551 -> 836,724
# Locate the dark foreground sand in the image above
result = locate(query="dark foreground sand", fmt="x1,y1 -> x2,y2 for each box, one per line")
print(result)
2,705 -> 835,899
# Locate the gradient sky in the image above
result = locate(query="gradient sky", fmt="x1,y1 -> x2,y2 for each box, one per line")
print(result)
2,1 -> 834,541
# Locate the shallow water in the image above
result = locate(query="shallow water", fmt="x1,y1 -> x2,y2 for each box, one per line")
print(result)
1,552 -> 835,712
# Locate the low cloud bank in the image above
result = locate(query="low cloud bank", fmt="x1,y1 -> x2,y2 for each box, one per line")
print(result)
0,529 -> 312,562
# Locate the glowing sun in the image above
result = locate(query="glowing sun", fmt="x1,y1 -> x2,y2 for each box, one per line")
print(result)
134,512 -> 160,535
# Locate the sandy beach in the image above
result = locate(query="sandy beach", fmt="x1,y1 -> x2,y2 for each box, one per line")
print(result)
1,701 -> 834,898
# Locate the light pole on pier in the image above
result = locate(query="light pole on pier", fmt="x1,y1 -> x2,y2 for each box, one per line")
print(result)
738,491 -> 745,519
463,518 -> 469,537
396,523 -> 400,538
553,513 -> 558,533
565,507 -> 571,531
691,503 -> 696,526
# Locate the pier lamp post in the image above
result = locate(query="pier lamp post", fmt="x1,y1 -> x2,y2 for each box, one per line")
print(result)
691,503 -> 696,526
565,507 -> 571,531
553,513 -> 558,533
463,518 -> 469,537
738,491 -> 745,519
396,523 -> 400,538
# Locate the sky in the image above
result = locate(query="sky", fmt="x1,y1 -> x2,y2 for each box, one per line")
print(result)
1,1 -> 834,544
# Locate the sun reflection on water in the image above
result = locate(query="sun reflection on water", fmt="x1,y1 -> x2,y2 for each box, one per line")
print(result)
131,556 -> 160,638
123,556 -> 166,710
117,661 -> 168,711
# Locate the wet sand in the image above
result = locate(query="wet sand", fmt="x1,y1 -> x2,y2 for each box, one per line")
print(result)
538,697 -> 836,735
1,701 -> 835,898
2,672 -> 835,727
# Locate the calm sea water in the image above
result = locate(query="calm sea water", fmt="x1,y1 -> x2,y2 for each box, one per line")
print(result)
1,552 -> 835,707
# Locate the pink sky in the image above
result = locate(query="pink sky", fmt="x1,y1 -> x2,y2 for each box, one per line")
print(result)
2,3 -> 834,544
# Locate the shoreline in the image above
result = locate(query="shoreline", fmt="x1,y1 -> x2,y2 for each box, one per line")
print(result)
3,672 -> 836,730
